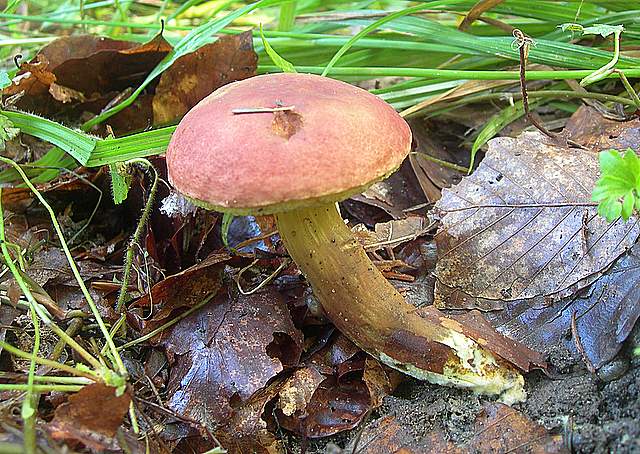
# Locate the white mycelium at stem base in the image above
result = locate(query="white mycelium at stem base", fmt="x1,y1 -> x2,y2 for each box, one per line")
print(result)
166,72 -> 525,403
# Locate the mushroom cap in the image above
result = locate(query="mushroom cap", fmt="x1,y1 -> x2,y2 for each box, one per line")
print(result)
166,73 -> 412,214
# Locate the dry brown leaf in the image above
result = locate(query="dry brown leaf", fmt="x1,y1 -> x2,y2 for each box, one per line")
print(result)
351,161 -> 427,219
48,383 -> 131,452
353,216 -> 431,251
349,403 -> 567,454
276,336 -> 398,439
161,287 -> 303,429
432,131 -> 640,310
6,34 -> 172,122
468,402 -> 567,453
131,251 -> 231,335
565,105 -> 640,151
485,241 -> 640,369
152,31 -> 257,124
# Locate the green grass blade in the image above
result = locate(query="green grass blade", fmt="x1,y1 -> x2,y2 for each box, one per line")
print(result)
2,111 -> 96,164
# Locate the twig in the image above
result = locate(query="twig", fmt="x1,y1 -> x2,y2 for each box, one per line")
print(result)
513,29 -> 554,138
235,258 -> 290,295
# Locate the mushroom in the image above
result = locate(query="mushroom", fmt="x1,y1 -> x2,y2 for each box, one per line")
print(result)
166,73 -> 525,403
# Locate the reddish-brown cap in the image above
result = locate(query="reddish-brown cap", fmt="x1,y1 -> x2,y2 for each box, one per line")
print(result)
166,73 -> 411,214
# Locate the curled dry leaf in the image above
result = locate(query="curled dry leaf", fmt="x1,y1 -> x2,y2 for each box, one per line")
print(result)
353,215 -> 431,252
408,118 -> 468,202
276,336 -> 399,438
161,286 -> 303,429
48,383 -> 131,452
131,251 -> 231,334
214,381 -> 285,454
351,160 -> 427,219
432,131 -> 640,310
152,30 -> 257,124
6,34 -> 172,121
564,105 -> 640,151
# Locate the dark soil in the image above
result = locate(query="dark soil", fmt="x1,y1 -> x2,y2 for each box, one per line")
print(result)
290,326 -> 640,454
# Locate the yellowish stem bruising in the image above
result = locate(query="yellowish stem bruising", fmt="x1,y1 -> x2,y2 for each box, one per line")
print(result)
276,202 -> 525,404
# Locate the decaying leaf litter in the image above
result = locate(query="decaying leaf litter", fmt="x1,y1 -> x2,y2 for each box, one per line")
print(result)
1,1 -> 640,453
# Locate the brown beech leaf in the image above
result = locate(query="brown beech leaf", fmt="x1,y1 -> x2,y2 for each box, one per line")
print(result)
131,251 -> 231,334
48,383 -> 131,452
432,131 -> 640,310
162,286 -> 303,429
153,31 -> 257,124
347,415 -> 460,454
6,34 -> 171,119
485,241 -> 640,369
214,382 -> 285,454
468,403 -> 567,453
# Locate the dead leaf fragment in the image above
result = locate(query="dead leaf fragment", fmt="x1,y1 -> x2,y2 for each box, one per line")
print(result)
6,34 -> 172,121
432,131 -> 640,310
565,105 -> 640,151
272,109 -> 304,139
276,336 -> 398,438
132,251 -> 231,335
468,402 -> 567,453
153,31 -> 257,124
349,403 -> 567,454
48,383 -> 131,452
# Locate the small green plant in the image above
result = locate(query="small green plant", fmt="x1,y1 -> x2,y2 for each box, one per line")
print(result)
592,149 -> 640,222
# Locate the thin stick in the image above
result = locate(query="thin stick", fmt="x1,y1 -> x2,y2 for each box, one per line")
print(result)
513,29 -> 554,139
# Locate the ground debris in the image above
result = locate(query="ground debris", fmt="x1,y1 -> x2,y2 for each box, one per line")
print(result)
346,402 -> 567,453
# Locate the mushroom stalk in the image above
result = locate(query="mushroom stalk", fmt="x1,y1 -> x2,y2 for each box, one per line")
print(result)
276,202 -> 525,403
